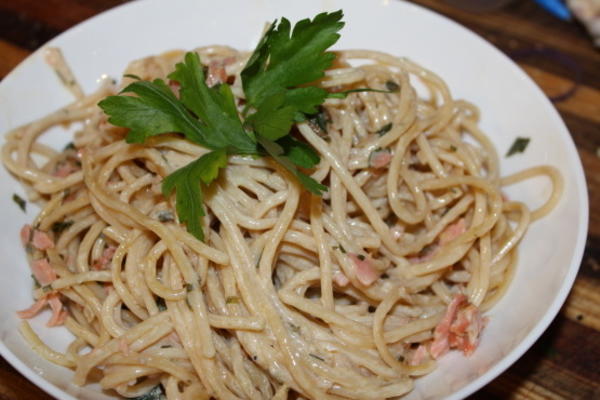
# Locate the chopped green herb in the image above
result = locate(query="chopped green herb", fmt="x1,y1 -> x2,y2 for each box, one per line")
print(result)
160,344 -> 172,348
51,220 -> 74,233
186,283 -> 193,292
327,87 -> 397,99
309,353 -> 325,362
385,80 -> 400,92
333,244 -> 346,254
357,254 -> 366,261
449,145 -> 457,152
123,73 -> 141,80
289,323 -> 301,334
157,210 -> 175,222
225,296 -> 240,304
12,194 -> 26,212
376,123 -> 393,136
131,385 -> 166,400
506,137 -> 530,157
31,274 -> 40,288
309,107 -> 329,134
156,297 -> 167,311
63,142 -> 76,151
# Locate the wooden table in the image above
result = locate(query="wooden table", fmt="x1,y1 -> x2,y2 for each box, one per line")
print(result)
0,0 -> 598,399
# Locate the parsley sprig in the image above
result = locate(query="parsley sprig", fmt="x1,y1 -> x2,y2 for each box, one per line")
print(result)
99,11 -> 347,240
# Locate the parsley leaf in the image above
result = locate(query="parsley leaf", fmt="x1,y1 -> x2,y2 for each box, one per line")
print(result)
99,53 -> 256,154
277,136 -> 320,169
168,52 -> 256,154
162,149 -> 227,240
257,137 -> 326,195
244,91 -> 296,140
242,11 -> 344,140
98,79 -> 208,146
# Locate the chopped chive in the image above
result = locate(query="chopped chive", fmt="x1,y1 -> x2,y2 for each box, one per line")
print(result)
334,244 -> 346,254
225,296 -> 240,304
385,80 -> 400,92
449,145 -> 457,152
157,210 -> 175,222
12,194 -> 26,212
123,73 -> 141,80
309,353 -> 325,362
51,220 -> 74,233
130,384 -> 165,400
506,137 -> 530,157
63,142 -> 76,151
357,254 -> 366,261
376,123 -> 393,136
289,323 -> 301,334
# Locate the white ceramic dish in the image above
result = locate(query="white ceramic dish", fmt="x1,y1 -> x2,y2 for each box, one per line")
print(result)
0,0 -> 588,399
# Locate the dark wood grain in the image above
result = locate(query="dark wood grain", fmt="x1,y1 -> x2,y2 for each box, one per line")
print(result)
0,0 -> 598,399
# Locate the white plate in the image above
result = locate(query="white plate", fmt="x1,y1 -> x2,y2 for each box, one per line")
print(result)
0,0 -> 588,399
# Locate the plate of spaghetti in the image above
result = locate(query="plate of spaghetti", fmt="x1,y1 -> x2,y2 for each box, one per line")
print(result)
0,0 -> 588,399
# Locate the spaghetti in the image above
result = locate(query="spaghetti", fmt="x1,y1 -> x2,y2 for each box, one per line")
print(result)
2,45 -> 562,399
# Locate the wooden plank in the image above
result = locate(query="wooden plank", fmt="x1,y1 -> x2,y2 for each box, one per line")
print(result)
0,40 -> 30,78
520,64 -> 600,125
563,278 -> 600,331
411,0 -> 600,91
412,0 -> 600,60
0,6 -> 60,50
0,0 -> 126,31
578,151 -> 600,238
0,357 -> 51,399
472,316 -> 600,399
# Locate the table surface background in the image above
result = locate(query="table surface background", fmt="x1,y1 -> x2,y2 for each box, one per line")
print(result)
0,0 -> 598,399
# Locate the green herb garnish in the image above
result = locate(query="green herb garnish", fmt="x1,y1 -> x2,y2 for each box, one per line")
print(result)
225,296 -> 240,304
376,123 -> 393,136
385,80 -> 400,92
156,297 -> 167,311
12,194 -> 26,212
51,220 -> 74,233
333,244 -> 346,254
506,137 -> 530,157
63,142 -> 76,151
99,11 -> 358,241
157,210 -> 175,222
131,385 -> 166,400
123,73 -> 141,80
